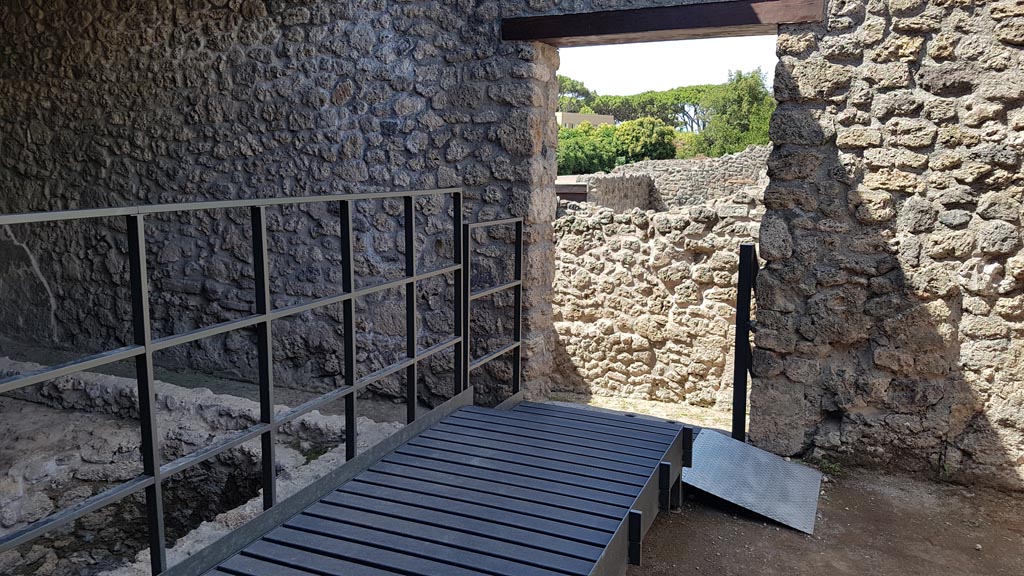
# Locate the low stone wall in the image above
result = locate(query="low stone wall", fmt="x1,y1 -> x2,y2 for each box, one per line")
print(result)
576,173 -> 657,212
552,185 -> 763,406
613,145 -> 771,207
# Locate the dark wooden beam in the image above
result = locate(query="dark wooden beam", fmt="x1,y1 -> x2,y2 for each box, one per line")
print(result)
502,0 -> 825,47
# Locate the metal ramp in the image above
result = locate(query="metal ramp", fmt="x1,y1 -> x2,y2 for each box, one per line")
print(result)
684,429 -> 822,534
205,400 -> 687,576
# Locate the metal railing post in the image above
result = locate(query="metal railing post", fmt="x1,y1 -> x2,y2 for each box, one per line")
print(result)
512,220 -> 523,395
453,192 -> 465,395
731,243 -> 755,442
127,214 -> 167,574
340,200 -> 357,460
462,223 -> 472,392
250,206 -> 276,509
404,196 -> 418,424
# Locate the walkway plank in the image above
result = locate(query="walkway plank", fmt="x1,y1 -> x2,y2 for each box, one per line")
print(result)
206,403 -> 685,576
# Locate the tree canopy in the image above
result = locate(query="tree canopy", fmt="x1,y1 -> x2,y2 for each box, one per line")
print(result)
556,69 -> 775,173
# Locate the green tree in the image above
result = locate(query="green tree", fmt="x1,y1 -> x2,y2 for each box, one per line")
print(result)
591,86 -> 714,130
675,131 -> 702,159
613,117 -> 678,164
692,69 -> 775,156
558,75 -> 596,112
557,121 -> 618,175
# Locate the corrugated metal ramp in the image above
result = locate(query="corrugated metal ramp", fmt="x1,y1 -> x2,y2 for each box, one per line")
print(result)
206,401 -> 686,576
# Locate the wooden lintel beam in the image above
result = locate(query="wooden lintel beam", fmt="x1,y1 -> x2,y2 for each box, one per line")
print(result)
502,0 -> 826,47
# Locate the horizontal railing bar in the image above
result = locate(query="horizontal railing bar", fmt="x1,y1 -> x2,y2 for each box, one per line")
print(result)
352,334 -> 464,389
275,385 -> 355,428
466,217 -> 523,229
469,341 -> 521,371
160,423 -> 272,478
269,264 -> 460,321
355,357 -> 416,389
0,345 -> 143,394
0,474 -> 155,553
151,314 -> 267,352
469,280 -> 522,302
0,189 -> 462,227
275,335 -> 465,429
415,336 -> 461,362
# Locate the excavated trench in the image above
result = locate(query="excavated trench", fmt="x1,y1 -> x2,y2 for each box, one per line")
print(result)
0,357 -> 406,576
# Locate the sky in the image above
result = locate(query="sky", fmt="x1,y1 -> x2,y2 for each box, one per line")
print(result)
558,35 -> 778,96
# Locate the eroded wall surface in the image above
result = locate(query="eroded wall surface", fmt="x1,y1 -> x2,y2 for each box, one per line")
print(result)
760,0 -> 1024,489
553,179 -> 764,405
0,0 -> 562,405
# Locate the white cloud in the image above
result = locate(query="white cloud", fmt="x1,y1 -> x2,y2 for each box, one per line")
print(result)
558,35 -> 779,95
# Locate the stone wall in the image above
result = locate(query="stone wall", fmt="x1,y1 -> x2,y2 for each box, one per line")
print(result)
577,173 -> 658,212
612,145 -> 772,207
2,0 -> 1022,516
758,0 -> 1024,490
552,182 -> 763,405
0,0 -> 562,406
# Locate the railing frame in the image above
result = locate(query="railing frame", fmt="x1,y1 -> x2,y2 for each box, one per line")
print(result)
0,189 -> 525,574
731,243 -> 759,442
462,217 -> 524,396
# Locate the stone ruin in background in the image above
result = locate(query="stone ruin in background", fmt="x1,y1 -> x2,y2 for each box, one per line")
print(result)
552,146 -> 770,406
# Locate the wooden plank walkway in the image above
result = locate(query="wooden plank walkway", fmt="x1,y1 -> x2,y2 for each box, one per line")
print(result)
205,402 -> 686,576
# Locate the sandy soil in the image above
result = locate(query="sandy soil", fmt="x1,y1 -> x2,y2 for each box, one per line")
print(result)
632,468 -> 1024,576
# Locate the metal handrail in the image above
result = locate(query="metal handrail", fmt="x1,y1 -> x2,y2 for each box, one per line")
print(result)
0,188 -> 496,574
462,218 -> 524,397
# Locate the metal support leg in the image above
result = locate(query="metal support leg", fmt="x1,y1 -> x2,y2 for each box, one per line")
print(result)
628,510 -> 642,566
658,461 -> 671,512
681,426 -> 694,501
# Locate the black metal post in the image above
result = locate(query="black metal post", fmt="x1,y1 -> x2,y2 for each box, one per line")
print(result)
461,223 -> 472,392
453,193 -> 465,395
340,200 -> 357,460
404,196 -> 418,424
658,461 -> 671,511
680,426 -> 694,502
732,243 -> 755,442
628,509 -> 642,566
250,207 -> 276,510
512,220 -> 523,395
127,215 -> 167,574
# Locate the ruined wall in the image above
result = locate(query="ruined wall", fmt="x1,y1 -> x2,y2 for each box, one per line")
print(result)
612,145 -> 772,207
553,181 -> 763,405
577,173 -> 657,212
758,0 -> 1024,489
0,0 -> 562,405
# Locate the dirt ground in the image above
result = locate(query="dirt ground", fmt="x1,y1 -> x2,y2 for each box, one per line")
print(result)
632,468 -> 1024,576
551,394 -> 1023,576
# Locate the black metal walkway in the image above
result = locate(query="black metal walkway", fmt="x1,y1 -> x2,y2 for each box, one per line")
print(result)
205,401 -> 686,576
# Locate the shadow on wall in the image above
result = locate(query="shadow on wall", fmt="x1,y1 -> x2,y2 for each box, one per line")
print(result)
753,19 -> 1023,491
